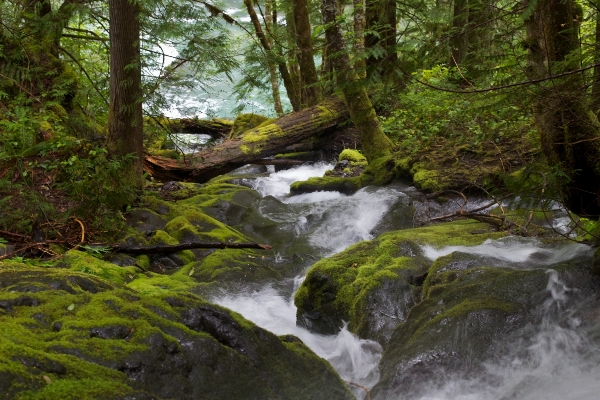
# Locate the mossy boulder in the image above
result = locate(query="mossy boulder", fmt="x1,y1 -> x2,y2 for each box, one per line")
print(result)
230,113 -> 270,138
0,260 -> 355,399
120,183 -> 282,287
339,149 -> 368,165
291,156 -> 398,195
370,244 -> 597,399
295,220 -> 505,344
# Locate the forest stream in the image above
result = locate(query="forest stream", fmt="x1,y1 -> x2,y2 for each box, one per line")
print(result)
206,162 -> 600,400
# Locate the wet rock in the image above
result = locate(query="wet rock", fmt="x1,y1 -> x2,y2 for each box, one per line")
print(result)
18,355 -> 67,374
106,253 -> 138,267
0,296 -> 40,311
126,209 -> 167,233
371,251 -> 599,399
90,325 -> 132,340
0,265 -> 354,400
295,221 -> 508,345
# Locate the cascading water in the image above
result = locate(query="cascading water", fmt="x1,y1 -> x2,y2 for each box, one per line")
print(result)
212,162 -> 410,397
403,268 -> 600,400
211,162 -> 600,400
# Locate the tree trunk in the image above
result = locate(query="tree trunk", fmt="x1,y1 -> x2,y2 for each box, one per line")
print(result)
449,0 -> 469,67
107,0 -> 144,188
144,96 -> 349,182
265,0 -> 284,116
293,0 -> 321,107
243,0 -> 301,112
525,0 -> 600,217
364,0 -> 397,76
354,0 -> 366,78
593,4 -> 600,113
321,0 -> 394,162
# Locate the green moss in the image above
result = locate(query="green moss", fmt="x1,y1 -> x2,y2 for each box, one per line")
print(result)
290,176 -> 362,195
295,220 -> 506,339
339,149 -> 368,165
411,164 -> 444,192
230,113 -> 269,138
62,250 -> 138,285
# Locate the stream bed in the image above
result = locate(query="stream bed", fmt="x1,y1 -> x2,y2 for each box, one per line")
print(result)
210,163 -> 600,400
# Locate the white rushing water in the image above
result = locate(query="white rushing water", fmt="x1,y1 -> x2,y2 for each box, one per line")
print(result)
212,163 -> 403,397
421,236 -> 591,266
212,163 -> 600,400
410,270 -> 600,400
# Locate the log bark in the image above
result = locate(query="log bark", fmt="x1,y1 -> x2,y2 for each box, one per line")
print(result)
174,118 -> 233,137
144,96 -> 348,182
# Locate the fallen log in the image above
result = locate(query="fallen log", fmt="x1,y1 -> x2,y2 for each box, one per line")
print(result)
144,96 -> 349,182
176,118 -> 233,137
111,242 -> 273,254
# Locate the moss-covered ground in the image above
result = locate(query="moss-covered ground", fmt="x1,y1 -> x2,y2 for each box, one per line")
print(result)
0,254 -> 354,399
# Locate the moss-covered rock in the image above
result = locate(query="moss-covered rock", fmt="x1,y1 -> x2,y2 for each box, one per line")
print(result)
292,156 -> 398,195
118,182 -> 284,287
370,245 -> 597,399
339,149 -> 368,165
295,220 -> 505,344
0,261 -> 355,399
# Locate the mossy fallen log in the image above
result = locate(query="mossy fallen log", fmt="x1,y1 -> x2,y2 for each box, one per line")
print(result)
175,117 -> 233,137
144,96 -> 348,182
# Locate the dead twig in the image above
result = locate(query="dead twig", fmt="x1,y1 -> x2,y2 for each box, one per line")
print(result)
344,380 -> 371,400
110,242 -> 273,255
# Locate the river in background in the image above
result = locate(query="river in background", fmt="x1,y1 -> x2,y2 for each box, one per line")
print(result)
209,163 -> 600,400
150,0 -> 290,119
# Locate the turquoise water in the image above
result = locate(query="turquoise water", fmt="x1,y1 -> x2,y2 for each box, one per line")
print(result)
156,1 -> 291,119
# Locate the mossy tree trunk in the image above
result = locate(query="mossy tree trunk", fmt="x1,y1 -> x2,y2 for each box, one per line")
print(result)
107,0 -> 144,189
525,0 -> 600,217
293,0 -> 321,107
243,0 -> 301,112
321,0 -> 394,162
144,96 -> 349,182
2,0 -> 81,108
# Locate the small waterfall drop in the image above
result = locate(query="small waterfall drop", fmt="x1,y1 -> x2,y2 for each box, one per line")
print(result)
408,252 -> 600,400
211,162 -> 409,396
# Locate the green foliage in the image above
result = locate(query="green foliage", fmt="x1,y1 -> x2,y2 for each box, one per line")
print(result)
380,66 -> 537,154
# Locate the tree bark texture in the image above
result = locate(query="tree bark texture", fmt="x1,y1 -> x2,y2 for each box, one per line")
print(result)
265,0 -> 284,116
526,0 -> 600,217
143,96 -> 349,182
243,0 -> 301,112
107,0 -> 144,187
293,0 -> 321,107
449,0 -> 470,66
593,6 -> 600,112
354,0 -> 367,78
321,0 -> 394,162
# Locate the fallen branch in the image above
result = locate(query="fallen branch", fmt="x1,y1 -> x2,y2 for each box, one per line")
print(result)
344,380 -> 371,400
110,242 -> 273,255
